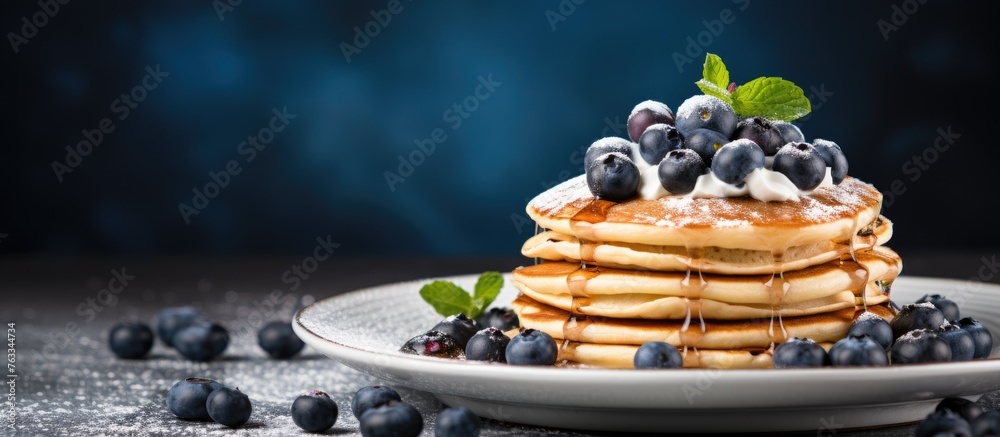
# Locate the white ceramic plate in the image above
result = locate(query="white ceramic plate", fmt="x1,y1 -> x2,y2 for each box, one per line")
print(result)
293,274 -> 1000,433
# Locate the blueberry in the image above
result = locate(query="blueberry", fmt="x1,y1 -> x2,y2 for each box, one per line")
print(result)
506,329 -> 558,366
682,128 -> 729,165
474,307 -> 519,331
971,410 -> 1000,437
675,95 -> 738,138
154,306 -> 204,347
434,406 -> 481,437
773,121 -> 804,144
584,137 -> 634,172
811,139 -> 849,185
465,327 -> 510,363
291,390 -> 338,433
939,324 -> 976,361
658,149 -> 707,195
633,341 -> 683,369
173,322 -> 229,362
431,314 -> 482,348
772,142 -> 827,190
916,294 -> 961,323
733,117 -> 785,155
206,386 -> 252,427
166,377 -> 225,421
935,397 -> 983,423
257,321 -> 305,359
400,330 -> 464,358
890,329 -> 952,364
828,335 -> 889,367
710,139 -> 765,185
890,303 -> 945,340
108,322 -> 154,359
627,100 -> 675,142
847,312 -> 893,350
638,123 -> 684,165
772,337 -> 830,368
359,400 -> 423,437
586,152 -> 640,202
352,386 -> 402,419
915,410 -> 972,437
958,317 -> 994,359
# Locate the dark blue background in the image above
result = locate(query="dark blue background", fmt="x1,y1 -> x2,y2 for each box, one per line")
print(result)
2,1 -> 994,257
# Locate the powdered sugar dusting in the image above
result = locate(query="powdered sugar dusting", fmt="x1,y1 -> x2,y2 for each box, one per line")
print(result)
855,311 -> 885,323
629,100 -> 672,118
676,95 -> 731,121
529,175 -> 593,215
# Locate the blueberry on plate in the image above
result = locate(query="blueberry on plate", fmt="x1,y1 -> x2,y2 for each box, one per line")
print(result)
811,139 -> 849,184
173,322 -> 230,362
351,385 -> 402,419
828,335 -> 888,367
710,139 -> 765,186
772,142 -> 827,190
206,386 -> 252,427
108,322 -> 154,359
772,337 -> 829,368
465,327 -> 510,363
957,317 -> 993,359
847,312 -> 893,350
167,377 -> 226,421
474,307 -> 519,331
506,329 -> 558,366
675,95 -> 738,138
772,121 -> 804,144
627,100 -> 675,142
971,410 -> 1000,437
434,406 -> 482,437
431,314 -> 482,348
359,400 -> 423,437
399,330 -> 464,358
291,390 -> 338,432
639,123 -> 684,165
935,397 -> 983,423
584,137 -> 634,172
914,410 -> 972,437
586,152 -> 640,202
154,306 -> 205,347
733,117 -> 785,155
890,329 -> 952,364
890,303 -> 945,341
938,323 -> 976,361
682,128 -> 728,165
916,294 -> 960,323
257,321 -> 305,359
658,149 -> 707,195
633,341 -> 683,369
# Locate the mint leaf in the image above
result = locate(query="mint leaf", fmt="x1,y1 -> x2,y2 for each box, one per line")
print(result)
419,280 -> 474,317
696,79 -> 732,104
471,271 -> 503,318
702,53 -> 730,90
730,77 -> 811,121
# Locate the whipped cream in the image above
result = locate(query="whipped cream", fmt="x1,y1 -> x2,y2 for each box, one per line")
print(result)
636,156 -> 834,202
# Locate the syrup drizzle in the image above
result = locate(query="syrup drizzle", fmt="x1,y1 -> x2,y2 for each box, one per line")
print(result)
559,200 -> 612,356
764,250 -> 789,343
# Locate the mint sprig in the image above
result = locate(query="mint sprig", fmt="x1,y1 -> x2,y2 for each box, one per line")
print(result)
419,271 -> 503,319
694,53 -> 811,121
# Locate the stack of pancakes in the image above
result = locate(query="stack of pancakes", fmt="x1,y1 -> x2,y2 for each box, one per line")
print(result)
511,175 -> 901,369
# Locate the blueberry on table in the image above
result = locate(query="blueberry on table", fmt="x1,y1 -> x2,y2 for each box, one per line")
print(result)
108,322 -> 154,359
291,390 -> 338,432
474,307 -> 519,331
682,128 -> 728,165
811,139 -> 849,184
586,152 -> 640,202
733,117 -> 785,156
166,377 -> 225,421
971,411 -> 1000,437
431,314 -> 482,348
359,400 -> 423,437
506,329 -> 558,366
400,330 -> 464,358
674,95 -> 738,138
154,306 -> 204,347
639,123 -> 684,165
914,410 -> 972,437
465,327 -> 510,363
828,335 -> 888,367
206,386 -> 252,427
352,385 -> 402,419
847,312 -> 893,350
435,406 -> 482,437
935,397 -> 983,423
710,139 -> 765,186
890,329 -> 952,364
173,322 -> 229,361
890,303 -> 945,340
257,321 -> 305,359
773,121 -> 804,144
957,317 -> 993,359
772,142 -> 827,190
939,324 -> 976,361
772,337 -> 830,368
627,100 -> 675,142
916,294 -> 961,323
633,341 -> 683,369
658,149 -> 707,195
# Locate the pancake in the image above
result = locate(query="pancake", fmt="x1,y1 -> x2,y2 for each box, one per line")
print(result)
554,341 -> 838,369
512,293 -> 895,350
527,175 -> 882,252
512,246 -> 902,307
522,216 -> 891,274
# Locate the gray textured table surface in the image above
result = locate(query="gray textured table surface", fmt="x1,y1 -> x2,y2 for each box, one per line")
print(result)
1,254 -> 998,436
